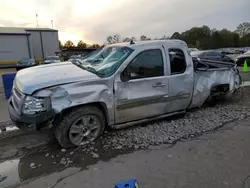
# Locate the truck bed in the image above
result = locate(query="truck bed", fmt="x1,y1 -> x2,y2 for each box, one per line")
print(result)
193,58 -> 236,70
190,58 -> 240,108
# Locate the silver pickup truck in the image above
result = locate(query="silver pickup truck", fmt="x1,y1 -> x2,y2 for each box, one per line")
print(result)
8,40 -> 241,148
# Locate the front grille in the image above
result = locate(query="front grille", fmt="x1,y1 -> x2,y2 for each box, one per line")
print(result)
11,87 -> 24,113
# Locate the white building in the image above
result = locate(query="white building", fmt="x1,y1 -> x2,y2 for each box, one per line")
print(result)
0,27 -> 59,64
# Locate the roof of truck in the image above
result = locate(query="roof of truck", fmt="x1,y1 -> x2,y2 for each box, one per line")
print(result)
109,40 -> 188,49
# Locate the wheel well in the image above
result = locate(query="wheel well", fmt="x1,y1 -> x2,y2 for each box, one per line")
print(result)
210,84 -> 230,96
53,102 -> 109,127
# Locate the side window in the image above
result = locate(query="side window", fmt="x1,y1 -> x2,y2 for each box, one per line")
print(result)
206,52 -> 221,56
126,49 -> 164,79
169,49 -> 187,74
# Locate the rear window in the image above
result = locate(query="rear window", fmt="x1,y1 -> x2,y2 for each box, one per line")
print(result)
169,49 -> 187,74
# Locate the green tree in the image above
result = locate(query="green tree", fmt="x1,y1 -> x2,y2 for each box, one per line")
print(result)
210,31 -> 223,49
181,25 -> 211,49
239,33 -> 250,47
59,40 -> 63,49
236,22 -> 250,37
113,34 -> 121,43
140,35 -> 147,41
171,32 -> 182,40
105,23 -> 250,49
64,40 -> 74,48
77,40 -> 87,48
90,44 -> 101,48
107,36 -> 113,44
131,37 -> 136,41
123,37 -> 131,42
219,29 -> 235,48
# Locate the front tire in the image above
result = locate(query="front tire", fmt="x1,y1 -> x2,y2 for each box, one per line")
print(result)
55,106 -> 105,148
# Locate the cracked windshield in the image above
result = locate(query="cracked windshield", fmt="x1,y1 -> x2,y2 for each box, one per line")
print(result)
0,0 -> 249,187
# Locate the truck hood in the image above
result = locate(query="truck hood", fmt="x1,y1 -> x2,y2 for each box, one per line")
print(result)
15,62 -> 100,94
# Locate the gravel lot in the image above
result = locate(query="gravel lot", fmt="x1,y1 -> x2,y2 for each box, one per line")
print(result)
94,93 -> 250,151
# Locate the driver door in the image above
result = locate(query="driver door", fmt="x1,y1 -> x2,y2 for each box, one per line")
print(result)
114,48 -> 169,124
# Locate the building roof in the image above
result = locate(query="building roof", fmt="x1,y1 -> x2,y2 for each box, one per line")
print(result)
0,27 -> 57,35
0,27 -> 27,34
25,28 -> 58,32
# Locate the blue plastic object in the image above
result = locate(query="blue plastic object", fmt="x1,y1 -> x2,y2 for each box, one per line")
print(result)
114,178 -> 140,188
2,73 -> 16,99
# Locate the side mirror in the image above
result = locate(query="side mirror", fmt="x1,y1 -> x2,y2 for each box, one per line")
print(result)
120,69 -> 130,82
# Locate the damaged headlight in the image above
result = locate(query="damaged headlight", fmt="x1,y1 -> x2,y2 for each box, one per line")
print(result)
22,96 -> 49,115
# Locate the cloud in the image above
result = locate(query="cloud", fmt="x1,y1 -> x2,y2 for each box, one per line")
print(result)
0,0 -> 249,44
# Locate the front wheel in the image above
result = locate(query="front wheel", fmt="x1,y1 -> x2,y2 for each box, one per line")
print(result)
55,106 -> 105,148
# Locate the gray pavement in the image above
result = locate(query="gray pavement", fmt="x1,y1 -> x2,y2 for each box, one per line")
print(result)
15,117 -> 250,188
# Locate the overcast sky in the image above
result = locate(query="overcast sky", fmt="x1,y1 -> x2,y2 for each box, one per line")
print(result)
0,0 -> 249,44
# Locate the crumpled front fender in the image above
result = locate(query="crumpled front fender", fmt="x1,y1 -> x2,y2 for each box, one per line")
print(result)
33,80 -> 114,125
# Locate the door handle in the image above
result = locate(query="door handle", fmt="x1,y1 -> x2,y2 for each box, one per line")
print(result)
152,82 -> 165,88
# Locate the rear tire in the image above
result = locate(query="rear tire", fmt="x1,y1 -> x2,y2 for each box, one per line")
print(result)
55,106 -> 105,148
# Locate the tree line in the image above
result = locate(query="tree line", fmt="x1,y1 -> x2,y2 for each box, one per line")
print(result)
106,22 -> 250,50
59,40 -> 101,49
60,22 -> 250,50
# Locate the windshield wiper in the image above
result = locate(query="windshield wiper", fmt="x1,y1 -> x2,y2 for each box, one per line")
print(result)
84,58 -> 103,63
85,66 -> 98,74
72,61 -> 86,70
86,66 -> 105,77
72,61 -> 104,77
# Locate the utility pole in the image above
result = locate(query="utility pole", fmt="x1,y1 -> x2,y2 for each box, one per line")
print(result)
51,20 -> 54,29
36,14 -> 39,28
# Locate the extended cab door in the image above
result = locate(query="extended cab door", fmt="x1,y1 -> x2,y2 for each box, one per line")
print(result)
114,46 -> 169,124
163,46 -> 194,113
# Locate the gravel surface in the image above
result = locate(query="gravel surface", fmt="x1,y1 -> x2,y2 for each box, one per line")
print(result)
0,121 -> 35,139
93,97 -> 250,151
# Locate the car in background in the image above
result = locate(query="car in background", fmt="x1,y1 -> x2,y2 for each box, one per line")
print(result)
68,58 -> 83,63
189,48 -> 199,53
235,51 -> 250,66
68,55 -> 83,63
42,56 -> 61,64
69,55 -> 81,59
191,50 -> 235,63
16,59 -> 36,71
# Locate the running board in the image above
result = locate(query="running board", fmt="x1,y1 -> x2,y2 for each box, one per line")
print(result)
111,110 -> 186,129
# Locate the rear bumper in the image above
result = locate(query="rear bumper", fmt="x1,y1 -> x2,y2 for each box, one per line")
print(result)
8,99 -> 55,128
